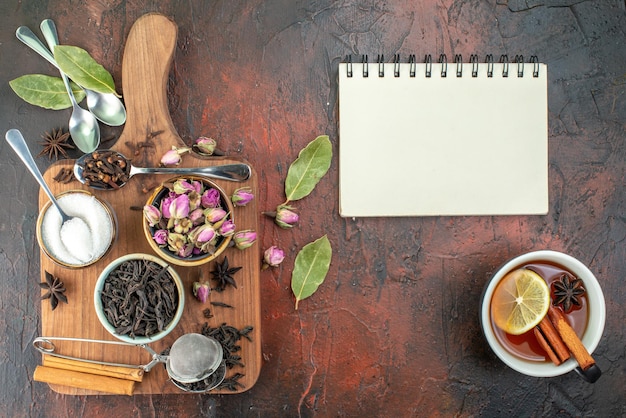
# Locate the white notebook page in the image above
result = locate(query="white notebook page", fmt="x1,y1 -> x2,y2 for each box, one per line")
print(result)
338,61 -> 548,217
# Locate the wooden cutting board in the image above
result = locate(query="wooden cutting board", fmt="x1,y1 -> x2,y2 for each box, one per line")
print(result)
38,13 -> 261,395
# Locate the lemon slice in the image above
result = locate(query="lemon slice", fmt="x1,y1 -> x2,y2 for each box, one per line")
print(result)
491,268 -> 550,335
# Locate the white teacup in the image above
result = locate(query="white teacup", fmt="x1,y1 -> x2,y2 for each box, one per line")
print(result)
480,250 -> 605,377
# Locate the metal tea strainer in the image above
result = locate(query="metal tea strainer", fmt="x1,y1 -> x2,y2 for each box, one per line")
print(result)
33,333 -> 225,391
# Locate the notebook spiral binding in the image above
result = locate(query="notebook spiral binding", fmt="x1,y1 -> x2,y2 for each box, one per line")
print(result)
345,54 -> 540,78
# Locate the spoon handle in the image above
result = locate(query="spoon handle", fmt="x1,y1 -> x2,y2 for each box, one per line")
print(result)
5,129 -> 66,219
39,20 -> 79,109
15,26 -> 59,69
132,164 -> 252,182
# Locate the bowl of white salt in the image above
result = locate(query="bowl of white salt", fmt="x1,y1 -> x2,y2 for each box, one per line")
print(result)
36,190 -> 117,268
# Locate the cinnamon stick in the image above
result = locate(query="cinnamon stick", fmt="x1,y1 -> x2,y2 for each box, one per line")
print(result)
547,305 -> 595,371
34,366 -> 136,395
534,327 -> 561,365
43,355 -> 144,382
535,316 -> 571,365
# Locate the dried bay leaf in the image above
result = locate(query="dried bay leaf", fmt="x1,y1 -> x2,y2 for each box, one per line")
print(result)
9,74 -> 85,110
53,45 -> 118,96
291,235 -> 332,310
285,135 -> 332,202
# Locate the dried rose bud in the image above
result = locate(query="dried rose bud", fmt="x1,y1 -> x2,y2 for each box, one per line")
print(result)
160,193 -> 176,218
275,205 -> 299,229
201,188 -> 221,208
173,217 -> 193,234
263,246 -> 285,268
194,137 -> 217,155
173,179 -> 196,194
152,229 -> 168,245
193,281 -> 210,303
160,146 -> 191,166
143,205 -> 161,227
169,194 -> 190,219
218,219 -> 236,236
232,230 -> 257,250
189,224 -> 216,245
231,187 -> 254,207
167,232 -> 190,256
189,208 -> 204,225
203,207 -> 227,223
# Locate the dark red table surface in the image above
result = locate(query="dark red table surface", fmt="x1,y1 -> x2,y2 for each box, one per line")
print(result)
1,1 -> 625,417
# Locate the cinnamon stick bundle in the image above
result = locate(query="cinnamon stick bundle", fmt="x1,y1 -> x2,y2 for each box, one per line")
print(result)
534,316 -> 570,365
34,366 -> 136,395
42,355 -> 144,382
547,305 -> 596,371
535,305 -> 596,371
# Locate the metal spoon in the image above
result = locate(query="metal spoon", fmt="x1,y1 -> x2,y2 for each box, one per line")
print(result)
74,149 -> 252,190
5,129 -> 73,225
15,24 -> 126,127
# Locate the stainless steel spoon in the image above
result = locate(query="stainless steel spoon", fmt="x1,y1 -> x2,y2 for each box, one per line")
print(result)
74,149 -> 252,190
15,24 -> 126,127
5,129 -> 73,224
38,20 -> 100,153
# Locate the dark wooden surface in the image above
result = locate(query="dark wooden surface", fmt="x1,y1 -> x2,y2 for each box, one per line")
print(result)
1,0 -> 625,416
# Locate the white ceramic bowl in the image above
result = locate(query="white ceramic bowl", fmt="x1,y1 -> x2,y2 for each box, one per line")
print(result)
94,253 -> 185,344
480,250 -> 605,377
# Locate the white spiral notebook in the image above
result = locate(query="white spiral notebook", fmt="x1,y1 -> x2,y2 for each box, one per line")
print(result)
338,54 -> 548,217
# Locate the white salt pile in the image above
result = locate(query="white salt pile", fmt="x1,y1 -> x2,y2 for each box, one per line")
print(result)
40,192 -> 114,266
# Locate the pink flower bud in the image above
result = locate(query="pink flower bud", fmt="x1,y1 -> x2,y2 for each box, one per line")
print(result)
189,224 -> 216,245
160,146 -> 191,166
194,137 -> 217,155
263,246 -> 285,267
231,187 -> 254,207
169,194 -> 190,219
201,188 -> 221,208
218,219 -> 236,236
193,281 -> 210,303
152,229 -> 168,245
143,205 -> 161,227
233,230 -> 257,250
189,208 -> 204,225
160,193 -> 176,219
275,205 -> 299,229
203,207 -> 227,223
173,179 -> 196,194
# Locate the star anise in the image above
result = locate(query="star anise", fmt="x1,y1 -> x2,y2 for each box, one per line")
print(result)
552,272 -> 585,313
37,128 -> 74,160
39,271 -> 68,310
210,256 -> 242,292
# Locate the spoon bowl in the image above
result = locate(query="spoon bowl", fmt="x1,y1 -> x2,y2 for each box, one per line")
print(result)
86,89 -> 127,126
15,23 -> 127,127
74,149 -> 252,190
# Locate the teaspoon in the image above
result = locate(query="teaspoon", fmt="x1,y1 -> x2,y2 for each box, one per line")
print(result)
15,24 -> 126,127
5,129 -> 74,225
74,149 -> 252,190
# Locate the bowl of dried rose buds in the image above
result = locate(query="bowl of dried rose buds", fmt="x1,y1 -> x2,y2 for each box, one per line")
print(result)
142,176 -> 235,267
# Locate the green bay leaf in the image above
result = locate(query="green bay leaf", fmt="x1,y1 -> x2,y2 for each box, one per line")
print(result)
9,74 -> 85,110
53,45 -> 118,96
291,235 -> 332,310
285,135 -> 332,202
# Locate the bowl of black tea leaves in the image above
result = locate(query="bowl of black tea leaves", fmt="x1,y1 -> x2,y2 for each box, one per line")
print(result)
94,253 -> 185,344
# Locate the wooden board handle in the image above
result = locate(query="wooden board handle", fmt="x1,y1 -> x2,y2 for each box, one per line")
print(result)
117,13 -> 181,161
